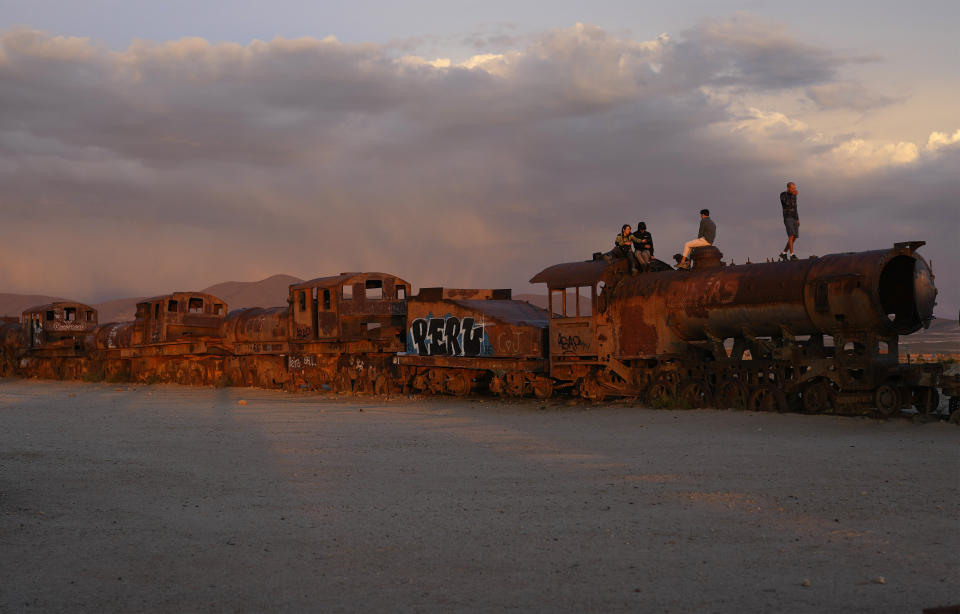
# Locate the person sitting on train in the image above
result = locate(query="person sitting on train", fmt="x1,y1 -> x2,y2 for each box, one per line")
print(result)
632,221 -> 654,269
603,224 -> 640,275
677,209 -> 716,270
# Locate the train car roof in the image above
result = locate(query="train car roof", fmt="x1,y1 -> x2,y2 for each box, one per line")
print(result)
447,299 -> 548,327
136,292 -> 226,306
22,301 -> 97,315
529,260 -> 612,288
290,272 -> 410,291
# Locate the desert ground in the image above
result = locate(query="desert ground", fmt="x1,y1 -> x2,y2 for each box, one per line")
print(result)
1,379 -> 957,613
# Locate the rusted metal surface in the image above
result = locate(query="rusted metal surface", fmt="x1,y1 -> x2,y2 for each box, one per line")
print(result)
221,307 -> 289,344
85,322 -> 134,351
602,242 -> 935,351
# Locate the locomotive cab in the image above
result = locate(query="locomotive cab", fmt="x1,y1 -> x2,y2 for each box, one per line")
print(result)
132,292 -> 227,345
530,258 -> 626,386
21,302 -> 99,348
288,272 -> 409,350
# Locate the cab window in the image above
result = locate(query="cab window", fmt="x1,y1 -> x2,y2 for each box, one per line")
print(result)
365,280 -> 383,300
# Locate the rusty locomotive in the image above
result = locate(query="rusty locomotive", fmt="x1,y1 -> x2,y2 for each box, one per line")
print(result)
1,241 -> 957,419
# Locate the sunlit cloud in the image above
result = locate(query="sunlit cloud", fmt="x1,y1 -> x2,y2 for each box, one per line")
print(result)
0,19 -> 956,316
926,128 -> 960,153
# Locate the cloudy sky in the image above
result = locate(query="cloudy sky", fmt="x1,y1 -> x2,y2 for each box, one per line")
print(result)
1,1 -> 958,316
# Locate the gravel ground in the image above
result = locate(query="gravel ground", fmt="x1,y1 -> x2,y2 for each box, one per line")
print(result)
1,378 -> 957,613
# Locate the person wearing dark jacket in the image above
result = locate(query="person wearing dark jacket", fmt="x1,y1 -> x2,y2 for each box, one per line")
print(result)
631,222 -> 654,266
780,181 -> 799,260
678,209 -> 716,269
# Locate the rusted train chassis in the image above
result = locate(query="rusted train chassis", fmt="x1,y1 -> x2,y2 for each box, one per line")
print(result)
8,348 -> 957,421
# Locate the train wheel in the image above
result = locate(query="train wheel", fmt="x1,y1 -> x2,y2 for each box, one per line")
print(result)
445,372 -> 471,397
873,384 -> 900,416
949,397 -> 960,423
531,377 -> 554,400
748,386 -> 787,412
678,380 -> 711,409
716,379 -> 747,409
579,376 -> 605,402
911,387 -> 940,414
801,381 -> 833,413
428,370 -> 446,395
506,372 -> 526,397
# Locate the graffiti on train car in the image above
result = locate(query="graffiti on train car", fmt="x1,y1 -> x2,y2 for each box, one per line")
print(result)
407,314 -> 493,357
287,354 -> 318,370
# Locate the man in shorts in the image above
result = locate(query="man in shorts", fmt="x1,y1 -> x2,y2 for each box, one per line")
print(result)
780,182 -> 799,261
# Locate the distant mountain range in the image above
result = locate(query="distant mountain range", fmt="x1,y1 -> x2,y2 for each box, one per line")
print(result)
0,274 -> 303,323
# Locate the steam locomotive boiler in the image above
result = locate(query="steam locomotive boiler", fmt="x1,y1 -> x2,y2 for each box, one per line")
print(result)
531,241 -> 954,414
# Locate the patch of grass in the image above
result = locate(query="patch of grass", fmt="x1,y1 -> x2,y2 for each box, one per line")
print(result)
144,374 -> 160,385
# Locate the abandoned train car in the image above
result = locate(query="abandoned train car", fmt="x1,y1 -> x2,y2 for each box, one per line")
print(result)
2,241 -> 958,419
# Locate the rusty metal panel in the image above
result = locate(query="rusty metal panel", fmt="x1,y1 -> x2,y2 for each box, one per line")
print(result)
0,321 -> 24,350
338,301 -> 406,316
395,354 -> 546,373
86,322 -> 134,351
616,303 -> 659,356
221,307 -> 288,344
549,318 -> 595,357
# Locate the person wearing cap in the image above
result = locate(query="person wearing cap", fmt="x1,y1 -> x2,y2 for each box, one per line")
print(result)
780,181 -> 800,260
632,221 -> 654,267
677,209 -> 716,270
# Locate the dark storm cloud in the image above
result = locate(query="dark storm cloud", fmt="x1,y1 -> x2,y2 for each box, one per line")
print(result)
0,20 -> 956,315
665,17 -> 841,90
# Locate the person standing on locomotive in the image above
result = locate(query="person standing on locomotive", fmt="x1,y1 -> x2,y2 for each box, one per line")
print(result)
632,221 -> 654,268
677,209 -> 716,269
603,224 -> 640,275
779,181 -> 800,261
